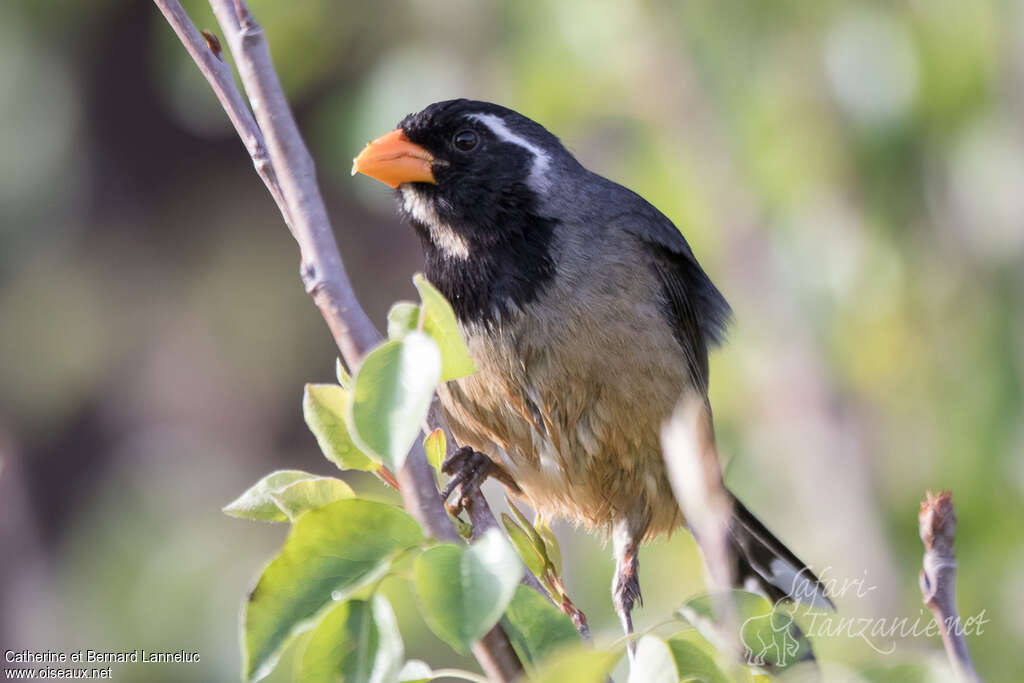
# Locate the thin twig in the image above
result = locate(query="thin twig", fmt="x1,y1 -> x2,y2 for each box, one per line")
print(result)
152,1 -> 290,229
462,486 -> 556,603
406,403 -> 461,541
919,491 -> 981,682
207,0 -> 380,366
458,486 -> 533,681
153,2 -> 523,680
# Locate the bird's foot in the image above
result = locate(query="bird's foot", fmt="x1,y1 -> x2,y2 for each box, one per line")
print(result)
439,446 -> 520,513
613,546 -> 643,660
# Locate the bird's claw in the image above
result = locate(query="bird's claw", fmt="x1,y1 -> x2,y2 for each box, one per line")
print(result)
440,446 -> 520,513
439,446 -> 491,513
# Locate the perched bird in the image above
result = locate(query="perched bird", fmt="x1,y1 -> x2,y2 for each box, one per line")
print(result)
352,99 -> 831,646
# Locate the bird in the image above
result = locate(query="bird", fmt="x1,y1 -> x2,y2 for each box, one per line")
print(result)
352,99 -> 832,650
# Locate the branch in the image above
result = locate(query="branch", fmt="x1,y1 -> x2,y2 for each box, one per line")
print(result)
457,483 -> 565,675
153,0 -> 290,229
919,491 -> 981,682
153,2 -> 523,680
206,0 -> 380,366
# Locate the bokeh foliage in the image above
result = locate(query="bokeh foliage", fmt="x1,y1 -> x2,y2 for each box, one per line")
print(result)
1,0 -> 1021,681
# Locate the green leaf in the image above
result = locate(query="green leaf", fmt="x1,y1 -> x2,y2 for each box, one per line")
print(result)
501,514 -> 546,578
629,635 -> 681,683
348,333 -> 442,470
387,275 -> 478,381
224,470 -> 323,522
506,497 -> 544,548
413,273 -> 477,381
298,594 -> 403,683
678,590 -> 812,672
243,499 -> 423,682
502,585 -> 579,668
423,428 -> 446,486
223,472 -> 354,523
387,301 -> 421,340
412,529 -> 523,653
452,515 -> 474,540
665,632 -> 730,683
397,660 -> 433,683
269,477 -> 355,521
536,521 -> 562,576
303,384 -> 378,471
527,645 -> 619,683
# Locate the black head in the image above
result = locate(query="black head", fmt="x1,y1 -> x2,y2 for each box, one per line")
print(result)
354,99 -> 573,323
397,99 -> 565,202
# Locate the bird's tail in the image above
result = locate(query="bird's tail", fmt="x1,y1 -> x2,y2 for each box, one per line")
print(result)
727,497 -> 834,610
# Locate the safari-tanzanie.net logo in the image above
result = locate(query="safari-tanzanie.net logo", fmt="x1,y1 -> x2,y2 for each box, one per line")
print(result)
739,566 -> 989,668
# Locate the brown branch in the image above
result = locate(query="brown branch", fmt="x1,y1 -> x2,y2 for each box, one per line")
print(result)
152,1 -> 290,229
460,494 -> 525,683
462,485 -> 556,603
453,461 -> 558,678
919,491 -> 981,682
207,0 -> 380,366
406,403 -> 461,541
153,1 -> 523,680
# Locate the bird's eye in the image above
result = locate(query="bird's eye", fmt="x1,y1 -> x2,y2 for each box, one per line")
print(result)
452,129 -> 479,152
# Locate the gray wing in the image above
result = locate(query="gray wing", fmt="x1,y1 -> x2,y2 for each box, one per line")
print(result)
620,209 -> 732,391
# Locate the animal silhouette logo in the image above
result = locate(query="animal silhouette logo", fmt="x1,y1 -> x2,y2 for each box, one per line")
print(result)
740,602 -> 804,668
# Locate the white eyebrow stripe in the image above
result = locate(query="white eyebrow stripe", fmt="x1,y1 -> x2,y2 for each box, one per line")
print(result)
468,113 -> 551,191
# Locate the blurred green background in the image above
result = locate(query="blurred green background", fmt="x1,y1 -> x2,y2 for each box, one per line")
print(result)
1,0 -> 1021,681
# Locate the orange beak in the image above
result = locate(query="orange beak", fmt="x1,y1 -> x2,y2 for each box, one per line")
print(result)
351,129 -> 436,188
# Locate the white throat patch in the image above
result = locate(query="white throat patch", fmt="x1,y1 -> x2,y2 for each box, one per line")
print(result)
469,113 -> 552,192
400,186 -> 471,260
